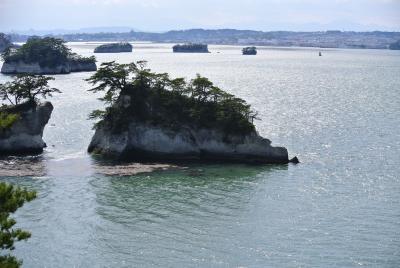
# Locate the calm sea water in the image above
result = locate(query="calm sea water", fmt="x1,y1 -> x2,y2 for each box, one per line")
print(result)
0,43 -> 399,267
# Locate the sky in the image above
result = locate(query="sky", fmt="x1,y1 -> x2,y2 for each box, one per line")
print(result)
0,0 -> 399,33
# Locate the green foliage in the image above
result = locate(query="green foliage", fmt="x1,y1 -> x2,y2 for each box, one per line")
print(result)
1,37 -> 95,68
0,112 -> 20,130
0,182 -> 37,267
0,74 -> 61,105
0,255 -> 21,268
87,61 -> 258,135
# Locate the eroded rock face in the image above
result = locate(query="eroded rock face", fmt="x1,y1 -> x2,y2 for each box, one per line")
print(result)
1,61 -> 96,74
88,121 -> 289,164
0,102 -> 53,155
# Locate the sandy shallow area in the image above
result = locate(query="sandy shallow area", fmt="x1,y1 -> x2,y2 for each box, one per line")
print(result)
0,156 -> 178,177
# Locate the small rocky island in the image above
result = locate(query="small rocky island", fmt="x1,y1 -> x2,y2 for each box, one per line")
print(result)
0,75 -> 60,155
242,47 -> 257,55
173,43 -> 209,53
389,40 -> 400,50
94,42 -> 133,53
1,37 -> 97,74
87,61 -> 292,164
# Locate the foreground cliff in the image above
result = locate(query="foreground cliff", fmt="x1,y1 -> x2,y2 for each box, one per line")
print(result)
0,102 -> 53,155
1,36 -> 96,74
87,61 -> 293,164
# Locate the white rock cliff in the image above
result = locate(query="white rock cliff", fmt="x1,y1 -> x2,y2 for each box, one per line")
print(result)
0,102 -> 53,154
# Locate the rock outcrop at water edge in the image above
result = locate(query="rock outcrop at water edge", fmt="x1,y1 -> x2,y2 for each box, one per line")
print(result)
0,102 -> 53,155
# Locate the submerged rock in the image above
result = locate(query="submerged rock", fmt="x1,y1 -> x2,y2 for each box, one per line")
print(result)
88,120 -> 289,164
0,102 -> 53,155
94,42 -> 133,53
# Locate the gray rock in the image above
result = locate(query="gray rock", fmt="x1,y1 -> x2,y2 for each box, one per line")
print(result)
0,102 -> 53,155
88,121 -> 289,164
289,156 -> 299,164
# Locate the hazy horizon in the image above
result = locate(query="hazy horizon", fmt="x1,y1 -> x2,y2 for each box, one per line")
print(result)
1,0 -> 399,33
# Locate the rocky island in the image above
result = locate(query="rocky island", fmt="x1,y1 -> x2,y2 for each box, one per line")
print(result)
87,61 -> 291,164
242,47 -> 257,55
172,43 -> 209,53
0,75 -> 60,155
94,42 -> 133,53
389,40 -> 400,50
1,37 -> 97,74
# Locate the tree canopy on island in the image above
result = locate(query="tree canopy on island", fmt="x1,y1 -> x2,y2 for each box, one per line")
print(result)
0,75 -> 61,131
87,61 -> 258,135
0,75 -> 61,106
0,182 -> 36,268
1,37 -> 95,68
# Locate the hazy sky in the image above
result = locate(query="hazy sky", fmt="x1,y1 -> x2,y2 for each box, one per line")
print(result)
0,0 -> 399,32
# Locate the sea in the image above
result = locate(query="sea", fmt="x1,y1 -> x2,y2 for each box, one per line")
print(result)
0,43 -> 399,267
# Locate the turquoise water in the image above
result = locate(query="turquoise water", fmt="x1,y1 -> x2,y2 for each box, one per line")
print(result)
0,43 -> 399,267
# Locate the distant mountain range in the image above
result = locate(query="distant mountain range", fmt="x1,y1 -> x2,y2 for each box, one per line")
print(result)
6,28 -> 400,49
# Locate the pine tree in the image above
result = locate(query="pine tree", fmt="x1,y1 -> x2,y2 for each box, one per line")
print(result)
0,182 -> 36,268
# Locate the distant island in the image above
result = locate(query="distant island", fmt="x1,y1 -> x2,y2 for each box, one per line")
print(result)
172,43 -> 209,53
94,42 -> 133,53
389,40 -> 400,50
86,61 -> 292,164
1,37 -> 97,74
242,46 -> 257,55
7,29 -> 400,50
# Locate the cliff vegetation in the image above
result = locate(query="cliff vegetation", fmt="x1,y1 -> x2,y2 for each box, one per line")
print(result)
0,74 -> 60,132
87,61 -> 258,135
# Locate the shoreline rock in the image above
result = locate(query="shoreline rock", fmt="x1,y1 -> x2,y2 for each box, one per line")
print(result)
0,102 -> 53,155
88,121 -> 289,164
